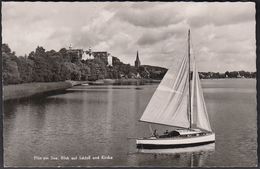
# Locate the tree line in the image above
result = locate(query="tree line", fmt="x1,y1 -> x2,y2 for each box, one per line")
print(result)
199,71 -> 256,79
3,44 -> 91,85
2,44 -> 167,85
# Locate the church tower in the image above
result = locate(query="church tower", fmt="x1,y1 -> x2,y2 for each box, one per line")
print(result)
135,50 -> 141,68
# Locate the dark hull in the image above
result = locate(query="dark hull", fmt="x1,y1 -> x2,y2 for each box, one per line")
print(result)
137,140 -> 215,149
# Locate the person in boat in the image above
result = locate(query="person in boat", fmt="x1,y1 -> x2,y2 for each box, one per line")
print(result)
164,130 -> 169,135
153,129 -> 158,138
159,130 -> 180,138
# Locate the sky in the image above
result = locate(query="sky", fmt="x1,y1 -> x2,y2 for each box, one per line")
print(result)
2,2 -> 256,72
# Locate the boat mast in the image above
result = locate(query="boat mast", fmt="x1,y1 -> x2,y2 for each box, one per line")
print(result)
188,29 -> 192,129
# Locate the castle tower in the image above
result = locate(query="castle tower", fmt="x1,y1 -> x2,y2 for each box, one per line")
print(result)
135,50 -> 141,68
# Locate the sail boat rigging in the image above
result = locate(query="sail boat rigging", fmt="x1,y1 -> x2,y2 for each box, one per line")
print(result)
136,30 -> 215,149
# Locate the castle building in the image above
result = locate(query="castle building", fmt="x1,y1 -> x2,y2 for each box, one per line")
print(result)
68,44 -> 84,59
82,47 -> 94,60
67,45 -> 111,65
135,50 -> 141,68
107,54 -> 113,66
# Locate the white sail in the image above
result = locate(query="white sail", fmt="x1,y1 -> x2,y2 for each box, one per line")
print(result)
140,29 -> 212,131
190,61 -> 196,125
140,55 -> 190,128
194,64 -> 212,131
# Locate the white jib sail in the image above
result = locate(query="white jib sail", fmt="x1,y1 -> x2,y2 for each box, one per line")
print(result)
190,60 -> 196,125
194,64 -> 212,132
140,55 -> 190,128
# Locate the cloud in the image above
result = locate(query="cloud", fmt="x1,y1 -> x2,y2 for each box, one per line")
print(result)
114,3 -> 183,28
2,2 -> 256,72
137,24 -> 188,46
112,2 -> 255,29
185,2 -> 255,27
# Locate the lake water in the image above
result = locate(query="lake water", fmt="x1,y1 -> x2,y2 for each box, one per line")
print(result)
3,79 -> 257,167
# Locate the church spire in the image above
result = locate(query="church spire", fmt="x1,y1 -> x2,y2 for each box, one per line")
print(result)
135,50 -> 141,68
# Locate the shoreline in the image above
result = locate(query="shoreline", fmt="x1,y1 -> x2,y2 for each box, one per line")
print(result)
3,81 -> 82,101
88,78 -> 161,85
2,79 -> 159,101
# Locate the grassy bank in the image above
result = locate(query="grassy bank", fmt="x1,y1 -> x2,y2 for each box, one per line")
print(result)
3,81 -> 74,101
3,79 -> 160,101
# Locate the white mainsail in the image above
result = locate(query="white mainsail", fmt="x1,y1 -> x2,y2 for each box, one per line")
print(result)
140,54 -> 190,128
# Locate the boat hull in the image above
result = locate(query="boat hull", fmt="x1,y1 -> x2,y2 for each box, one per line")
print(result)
136,133 -> 215,149
138,143 -> 215,154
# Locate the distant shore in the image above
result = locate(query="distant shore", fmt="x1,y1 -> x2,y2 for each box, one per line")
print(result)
88,78 -> 161,85
5,78 -> 253,101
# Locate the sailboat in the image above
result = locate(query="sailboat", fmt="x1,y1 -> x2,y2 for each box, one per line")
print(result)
136,30 -> 215,149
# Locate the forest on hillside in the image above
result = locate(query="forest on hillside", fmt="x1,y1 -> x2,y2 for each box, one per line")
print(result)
2,44 -> 167,85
